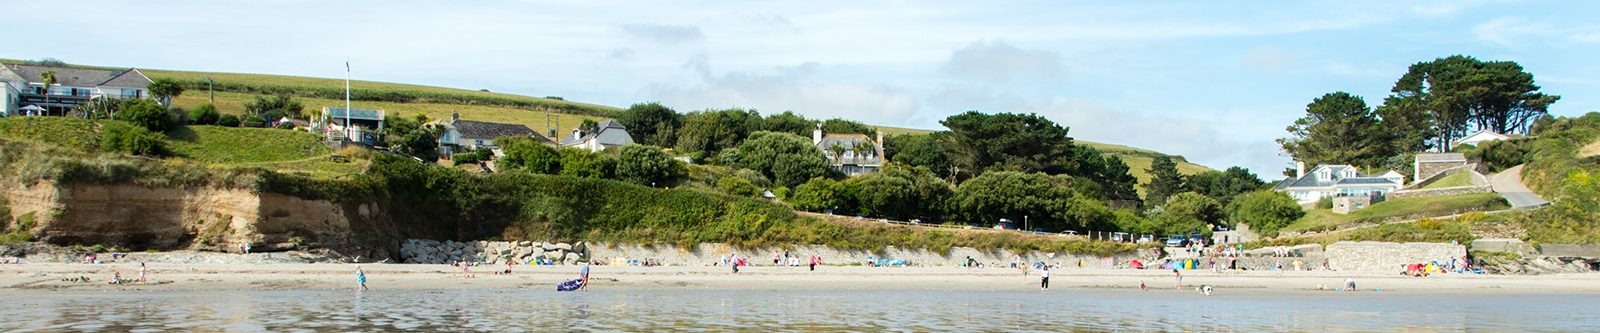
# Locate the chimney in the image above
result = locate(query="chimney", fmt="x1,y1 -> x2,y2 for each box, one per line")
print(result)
571,128 -> 582,141
450,112 -> 460,123
1295,161 -> 1306,178
812,124 -> 823,145
874,131 -> 884,158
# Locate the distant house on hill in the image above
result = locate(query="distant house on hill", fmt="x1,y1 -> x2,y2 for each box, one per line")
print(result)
436,112 -> 551,156
813,125 -> 884,176
559,120 -> 634,152
1413,153 -> 1468,184
1274,162 -> 1404,205
0,63 -> 152,116
1451,129 -> 1512,148
317,106 -> 386,146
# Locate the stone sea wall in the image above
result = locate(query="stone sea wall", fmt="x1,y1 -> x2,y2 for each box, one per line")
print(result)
398,240 -> 1148,267
399,240 -> 591,265
1325,241 -> 1466,272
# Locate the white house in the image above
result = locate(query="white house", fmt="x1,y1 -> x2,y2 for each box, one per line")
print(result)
0,63 -> 152,116
1451,129 -> 1512,148
1274,163 -> 1405,204
317,107 -> 386,146
436,112 -> 551,156
813,125 -> 884,176
559,120 -> 634,153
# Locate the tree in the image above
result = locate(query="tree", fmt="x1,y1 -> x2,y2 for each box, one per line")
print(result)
951,171 -> 1112,232
734,131 -> 830,187
578,119 -> 600,136
392,127 -> 441,161
886,133 -> 952,179
1159,192 -> 1223,230
497,137 -> 562,174
558,148 -> 616,179
675,109 -> 762,158
116,98 -> 175,133
761,111 -> 813,137
821,118 -> 876,136
1095,155 -> 1140,202
845,165 -> 953,220
1388,55 -> 1559,151
147,78 -> 185,108
616,102 -> 683,147
40,70 -> 56,115
1144,155 -> 1184,206
851,140 -> 874,164
827,142 -> 847,165
1225,190 -> 1305,234
99,122 -> 166,156
1278,92 -> 1389,167
789,177 -> 847,212
244,94 -> 304,120
1183,166 -> 1265,207
189,104 -> 220,125
939,111 -> 1075,179
616,145 -> 684,187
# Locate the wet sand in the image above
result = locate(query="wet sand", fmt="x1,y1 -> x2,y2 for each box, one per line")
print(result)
5,262 -> 1600,295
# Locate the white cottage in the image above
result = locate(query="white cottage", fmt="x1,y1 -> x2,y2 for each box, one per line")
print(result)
1274,163 -> 1405,204
559,120 -> 634,153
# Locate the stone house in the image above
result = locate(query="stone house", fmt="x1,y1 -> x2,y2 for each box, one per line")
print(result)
812,125 -> 884,176
1413,153 -> 1467,184
435,112 -> 551,156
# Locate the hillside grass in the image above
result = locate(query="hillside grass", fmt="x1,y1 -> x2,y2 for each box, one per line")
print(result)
142,68 -> 621,117
0,117 -> 365,178
1248,214 -> 1482,250
1280,193 -> 1509,234
1422,172 -> 1473,189
171,92 -> 607,139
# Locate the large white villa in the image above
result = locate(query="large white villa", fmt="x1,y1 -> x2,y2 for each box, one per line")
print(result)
1274,163 -> 1405,204
0,63 -> 153,116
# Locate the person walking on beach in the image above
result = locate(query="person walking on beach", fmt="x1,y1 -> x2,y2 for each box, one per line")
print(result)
356,266 -> 368,292
1040,265 -> 1052,290
730,254 -> 740,274
580,263 -> 591,291
138,262 -> 147,283
1173,268 -> 1183,289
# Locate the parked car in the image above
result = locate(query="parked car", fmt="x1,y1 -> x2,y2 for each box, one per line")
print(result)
1189,232 -> 1206,246
1058,230 -> 1079,236
1137,235 -> 1155,244
1165,235 -> 1189,247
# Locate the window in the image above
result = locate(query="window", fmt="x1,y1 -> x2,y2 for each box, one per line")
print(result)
121,89 -> 140,99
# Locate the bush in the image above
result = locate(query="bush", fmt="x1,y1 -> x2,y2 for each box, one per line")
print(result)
497,137 -> 562,174
99,122 -> 167,156
189,104 -> 221,125
217,114 -> 241,127
242,115 -> 266,128
1226,190 -> 1305,234
716,175 -> 760,197
115,99 -> 175,133
615,145 -> 684,187
1316,196 -> 1334,209
275,121 -> 296,130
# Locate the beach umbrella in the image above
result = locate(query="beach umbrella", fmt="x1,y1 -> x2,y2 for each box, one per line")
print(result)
18,105 -> 45,116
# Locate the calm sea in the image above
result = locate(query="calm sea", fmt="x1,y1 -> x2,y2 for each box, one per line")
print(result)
5,288 -> 1597,332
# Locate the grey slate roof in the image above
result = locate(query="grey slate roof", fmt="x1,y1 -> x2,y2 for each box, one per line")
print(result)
323,107 -> 384,121
453,119 -> 536,140
1416,153 -> 1467,163
1336,177 -> 1400,185
1276,164 -> 1399,189
816,133 -> 882,165
0,64 -> 150,87
559,120 -> 634,147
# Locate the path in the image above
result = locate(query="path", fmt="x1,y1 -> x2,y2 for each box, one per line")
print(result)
1491,164 -> 1551,209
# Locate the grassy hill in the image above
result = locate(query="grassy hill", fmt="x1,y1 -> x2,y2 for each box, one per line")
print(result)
0,117 -> 365,178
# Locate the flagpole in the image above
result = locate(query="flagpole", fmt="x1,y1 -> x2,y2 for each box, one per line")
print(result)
344,59 -> 352,145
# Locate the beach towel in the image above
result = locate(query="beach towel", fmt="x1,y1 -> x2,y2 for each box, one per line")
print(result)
556,278 -> 586,292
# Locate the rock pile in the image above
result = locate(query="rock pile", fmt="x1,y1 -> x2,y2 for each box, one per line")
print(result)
399,239 -> 589,265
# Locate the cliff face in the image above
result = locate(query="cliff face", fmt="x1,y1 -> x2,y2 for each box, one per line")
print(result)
1,180 -> 355,251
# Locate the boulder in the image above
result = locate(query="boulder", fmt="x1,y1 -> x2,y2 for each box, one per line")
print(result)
554,243 -> 573,251
542,243 -> 557,251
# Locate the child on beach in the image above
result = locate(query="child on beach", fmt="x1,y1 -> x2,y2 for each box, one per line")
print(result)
1173,268 -> 1182,289
580,263 -> 591,291
138,262 -> 147,283
356,266 -> 368,292
460,261 -> 475,278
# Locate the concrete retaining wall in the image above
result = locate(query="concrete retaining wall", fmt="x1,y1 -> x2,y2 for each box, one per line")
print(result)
590,243 -> 1144,268
1325,241 -> 1466,272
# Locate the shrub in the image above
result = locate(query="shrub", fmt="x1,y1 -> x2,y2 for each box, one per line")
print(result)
99,122 -> 167,156
1316,196 -> 1334,209
217,114 -> 241,127
242,115 -> 266,128
189,104 -> 221,125
116,99 -> 175,132
1226,190 -> 1305,234
615,145 -> 684,187
275,121 -> 296,130
716,175 -> 759,197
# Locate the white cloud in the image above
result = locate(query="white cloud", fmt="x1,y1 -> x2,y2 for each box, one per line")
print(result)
1240,46 -> 1298,72
1473,17 -> 1551,47
620,24 -> 706,44
941,41 -> 1064,83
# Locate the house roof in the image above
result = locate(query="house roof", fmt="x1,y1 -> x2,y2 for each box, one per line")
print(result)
1275,164 -> 1401,189
1415,153 -> 1467,163
452,119 -> 537,140
815,133 -> 882,165
559,120 -> 633,147
0,64 -> 151,87
1336,177 -> 1400,185
322,107 -> 384,121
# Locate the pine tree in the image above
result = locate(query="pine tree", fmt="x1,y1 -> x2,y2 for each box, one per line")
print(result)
1145,155 -> 1184,208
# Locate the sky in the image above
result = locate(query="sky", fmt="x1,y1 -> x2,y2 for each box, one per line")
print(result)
5,0 -> 1597,178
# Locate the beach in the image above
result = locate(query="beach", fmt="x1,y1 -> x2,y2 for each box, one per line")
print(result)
7,260 -> 1600,295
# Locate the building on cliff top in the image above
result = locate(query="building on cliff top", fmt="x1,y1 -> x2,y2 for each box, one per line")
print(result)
436,112 -> 553,157
559,120 -> 634,153
1274,162 -> 1404,206
813,124 -> 884,176
0,63 -> 153,117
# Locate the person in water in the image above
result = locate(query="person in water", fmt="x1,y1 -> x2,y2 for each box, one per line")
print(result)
579,263 -> 591,291
1040,265 -> 1052,290
356,266 -> 368,292
1173,268 -> 1183,289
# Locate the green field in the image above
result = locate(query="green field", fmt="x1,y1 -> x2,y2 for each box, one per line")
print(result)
170,91 -> 606,140
1422,172 -> 1473,189
0,117 -> 365,178
142,68 -> 620,116
1281,193 -> 1509,234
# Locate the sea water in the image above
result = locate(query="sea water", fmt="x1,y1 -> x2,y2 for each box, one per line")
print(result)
4,289 -> 1598,332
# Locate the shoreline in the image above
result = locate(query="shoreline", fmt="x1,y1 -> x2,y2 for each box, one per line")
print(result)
7,262 -> 1600,295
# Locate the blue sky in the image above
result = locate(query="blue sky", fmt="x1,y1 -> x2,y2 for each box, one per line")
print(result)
5,0 -> 1596,177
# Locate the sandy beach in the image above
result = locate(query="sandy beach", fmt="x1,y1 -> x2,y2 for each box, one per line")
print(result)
7,261 -> 1600,296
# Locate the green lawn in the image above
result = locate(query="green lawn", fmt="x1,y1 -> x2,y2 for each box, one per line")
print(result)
1281,193 -> 1510,234
0,117 -> 101,151
0,117 -> 365,178
171,92 -> 607,140
1422,172 -> 1473,189
142,68 -> 621,116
